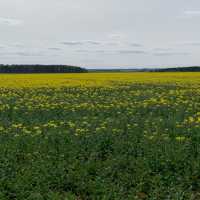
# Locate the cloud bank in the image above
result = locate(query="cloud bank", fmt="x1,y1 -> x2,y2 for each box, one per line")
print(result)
0,17 -> 23,26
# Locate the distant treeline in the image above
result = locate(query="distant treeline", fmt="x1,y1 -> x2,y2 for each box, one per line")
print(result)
0,65 -> 88,73
154,66 -> 200,72
89,66 -> 200,72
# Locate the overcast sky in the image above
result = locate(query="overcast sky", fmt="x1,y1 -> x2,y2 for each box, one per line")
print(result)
1,0 -> 200,68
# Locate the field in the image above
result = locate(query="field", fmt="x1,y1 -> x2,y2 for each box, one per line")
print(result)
1,72 -> 200,199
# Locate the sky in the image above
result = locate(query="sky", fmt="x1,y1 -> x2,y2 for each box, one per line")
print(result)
1,0 -> 200,68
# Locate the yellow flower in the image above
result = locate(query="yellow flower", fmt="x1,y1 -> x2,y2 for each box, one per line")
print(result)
176,136 -> 186,141
189,117 -> 194,123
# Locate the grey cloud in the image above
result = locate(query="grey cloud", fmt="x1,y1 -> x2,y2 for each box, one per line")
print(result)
118,50 -> 147,54
61,41 -> 84,46
76,49 -> 105,53
62,40 -> 119,47
17,52 -> 45,57
0,17 -> 23,26
61,40 -> 130,47
15,52 -> 32,56
104,41 -> 142,47
184,10 -> 200,16
95,50 -> 106,53
108,34 -> 125,40
6,43 -> 25,49
151,48 -> 191,56
178,10 -> 200,19
62,40 -> 103,46
182,42 -> 200,46
76,50 -> 90,53
77,49 -> 146,54
11,44 -> 25,48
153,52 -> 190,56
89,41 -> 120,46
153,48 -> 173,52
0,52 -> 15,56
48,47 -> 62,51
0,43 -> 25,49
85,40 -> 102,45
2,51 -> 46,57
129,43 -> 143,47
106,42 -> 120,46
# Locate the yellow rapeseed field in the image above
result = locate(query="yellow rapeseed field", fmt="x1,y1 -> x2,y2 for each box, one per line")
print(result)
1,72 -> 200,88
1,72 -> 200,199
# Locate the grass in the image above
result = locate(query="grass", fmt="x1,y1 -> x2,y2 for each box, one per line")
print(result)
0,73 -> 200,199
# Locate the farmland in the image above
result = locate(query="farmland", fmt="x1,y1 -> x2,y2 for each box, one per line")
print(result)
1,72 -> 200,199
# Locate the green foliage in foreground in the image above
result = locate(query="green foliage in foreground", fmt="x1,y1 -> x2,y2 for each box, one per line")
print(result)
0,84 -> 200,199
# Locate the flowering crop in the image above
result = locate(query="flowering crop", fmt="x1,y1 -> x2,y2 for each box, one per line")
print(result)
1,72 -> 200,199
